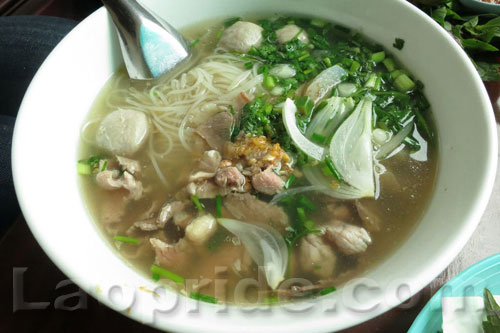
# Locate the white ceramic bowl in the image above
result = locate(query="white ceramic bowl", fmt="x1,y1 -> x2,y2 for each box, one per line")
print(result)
12,0 -> 497,332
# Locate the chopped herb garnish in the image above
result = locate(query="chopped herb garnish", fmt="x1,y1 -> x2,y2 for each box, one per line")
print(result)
100,160 -> 108,172
190,292 -> 218,304
319,286 -> 336,296
223,17 -> 241,27
311,132 -> 326,144
215,194 -> 222,218
113,235 -> 139,244
284,174 -> 296,189
152,273 -> 160,282
191,195 -> 204,212
190,38 -> 200,48
325,157 -> 343,182
265,295 -> 279,304
393,38 -> 405,50
77,162 -> 91,175
151,265 -> 184,283
314,265 -> 322,270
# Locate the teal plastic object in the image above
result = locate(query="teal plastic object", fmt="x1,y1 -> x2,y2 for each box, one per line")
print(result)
459,0 -> 500,14
409,253 -> 500,332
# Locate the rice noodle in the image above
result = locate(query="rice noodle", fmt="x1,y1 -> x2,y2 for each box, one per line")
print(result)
102,48 -> 265,187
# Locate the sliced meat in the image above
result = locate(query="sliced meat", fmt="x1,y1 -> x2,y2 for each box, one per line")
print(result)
189,150 -> 221,182
158,200 -> 186,228
223,193 -> 289,230
96,109 -> 150,156
355,199 -> 382,232
218,21 -> 263,53
116,156 -> 141,175
185,214 -> 217,246
196,112 -> 234,152
298,233 -> 337,279
150,238 -> 190,270
100,190 -> 129,224
131,218 -> 158,231
275,24 -> 309,44
322,220 -> 372,255
96,170 -> 143,200
215,166 -> 246,192
187,180 -> 229,199
251,166 -> 285,195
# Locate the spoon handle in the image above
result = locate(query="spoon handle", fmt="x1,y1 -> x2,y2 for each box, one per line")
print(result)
101,0 -> 190,80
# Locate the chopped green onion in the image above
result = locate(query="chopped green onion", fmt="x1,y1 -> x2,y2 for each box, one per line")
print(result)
382,58 -> 395,72
321,165 -> 333,177
191,195 -> 204,212
298,53 -> 310,61
393,38 -> 405,50
314,265 -> 322,270
311,132 -> 326,144
297,207 -> 307,223
323,57 -> 332,67
391,70 -> 403,80
364,73 -> 378,89
284,174 -> 296,189
100,160 -> 108,172
371,51 -> 386,63
350,60 -> 361,73
77,162 -> 91,175
189,39 -> 200,48
216,194 -> 222,218
294,96 -> 314,116
152,273 -> 160,281
325,157 -> 343,182
394,73 -> 415,92
311,18 -> 326,27
304,220 -> 316,230
297,194 -> 316,212
265,295 -> 279,304
151,265 -> 184,283
113,235 -> 139,244
319,286 -> 336,296
216,30 -> 223,39
263,75 -> 276,90
189,292 -> 218,304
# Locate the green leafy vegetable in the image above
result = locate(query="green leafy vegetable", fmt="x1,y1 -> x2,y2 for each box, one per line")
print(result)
483,288 -> 500,332
191,195 -> 204,212
319,286 -> 336,296
393,38 -> 405,50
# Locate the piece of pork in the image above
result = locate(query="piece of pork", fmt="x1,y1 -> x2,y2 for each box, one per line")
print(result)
158,200 -> 186,228
116,156 -> 141,175
322,220 -> 372,255
251,166 -> 285,195
96,170 -> 143,200
275,24 -> 309,44
185,214 -> 217,246
215,166 -> 246,192
150,238 -> 190,270
100,190 -> 129,224
298,233 -> 337,279
223,193 -> 289,231
218,21 -> 264,53
187,180 -> 230,199
195,112 -> 234,152
189,150 -> 221,182
96,109 -> 150,156
355,200 -> 382,232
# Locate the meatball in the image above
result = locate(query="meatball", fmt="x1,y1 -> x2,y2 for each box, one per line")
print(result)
218,21 -> 263,53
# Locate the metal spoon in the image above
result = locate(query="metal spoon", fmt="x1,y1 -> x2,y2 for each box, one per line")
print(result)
101,0 -> 192,81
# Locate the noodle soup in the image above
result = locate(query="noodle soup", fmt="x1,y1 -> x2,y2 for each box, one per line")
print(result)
78,16 -> 437,304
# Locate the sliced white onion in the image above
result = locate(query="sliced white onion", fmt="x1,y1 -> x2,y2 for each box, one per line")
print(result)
303,166 -> 367,199
217,218 -> 287,290
375,122 -> 414,160
282,98 -> 325,161
372,128 -> 392,146
270,64 -> 296,79
337,82 -> 357,97
329,98 -> 375,198
305,65 -> 347,105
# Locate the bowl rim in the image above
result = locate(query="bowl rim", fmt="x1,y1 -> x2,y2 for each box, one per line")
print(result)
11,0 -> 498,331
